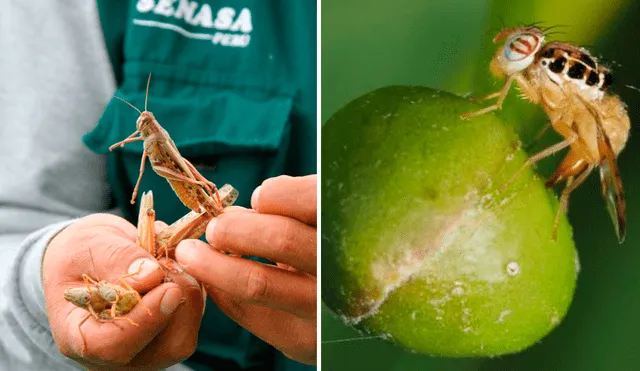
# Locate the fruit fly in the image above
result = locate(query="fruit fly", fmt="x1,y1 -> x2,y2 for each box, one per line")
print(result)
461,26 -> 629,243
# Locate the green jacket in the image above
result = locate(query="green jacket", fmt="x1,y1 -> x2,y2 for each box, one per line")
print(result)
84,1 -> 316,370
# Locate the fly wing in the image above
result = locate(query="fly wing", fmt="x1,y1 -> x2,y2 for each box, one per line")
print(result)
596,127 -> 626,243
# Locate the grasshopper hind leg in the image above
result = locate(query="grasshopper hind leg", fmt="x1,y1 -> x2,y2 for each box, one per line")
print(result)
130,151 -> 149,204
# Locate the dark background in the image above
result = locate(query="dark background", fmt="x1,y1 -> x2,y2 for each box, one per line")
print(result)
322,0 -> 640,369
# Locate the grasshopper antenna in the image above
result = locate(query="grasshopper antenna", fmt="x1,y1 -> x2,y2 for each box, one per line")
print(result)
145,73 -> 152,112
114,96 -> 142,115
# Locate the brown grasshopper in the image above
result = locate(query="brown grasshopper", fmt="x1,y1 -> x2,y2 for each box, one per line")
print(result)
108,74 -> 225,218
109,73 -> 238,259
64,262 -> 151,328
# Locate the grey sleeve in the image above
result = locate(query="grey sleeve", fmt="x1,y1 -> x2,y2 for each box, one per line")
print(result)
0,2 -> 117,369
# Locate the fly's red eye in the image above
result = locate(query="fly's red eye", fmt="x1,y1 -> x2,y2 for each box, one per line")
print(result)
504,33 -> 540,61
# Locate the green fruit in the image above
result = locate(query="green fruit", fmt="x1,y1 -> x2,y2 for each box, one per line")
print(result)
321,86 -> 578,357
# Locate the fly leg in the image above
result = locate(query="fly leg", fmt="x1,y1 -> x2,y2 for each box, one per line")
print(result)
525,123 -> 552,150
461,74 -> 517,119
499,133 -> 577,193
552,164 -> 595,240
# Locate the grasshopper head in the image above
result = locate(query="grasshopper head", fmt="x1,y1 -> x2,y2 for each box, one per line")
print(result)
136,111 -> 157,134
64,287 -> 90,307
490,27 -> 544,78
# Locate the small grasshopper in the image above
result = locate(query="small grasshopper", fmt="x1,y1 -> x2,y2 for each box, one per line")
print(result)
64,262 -> 151,328
109,74 -> 224,217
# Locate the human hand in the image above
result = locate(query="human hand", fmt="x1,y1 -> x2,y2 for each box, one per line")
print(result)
175,175 -> 317,365
43,213 -> 204,371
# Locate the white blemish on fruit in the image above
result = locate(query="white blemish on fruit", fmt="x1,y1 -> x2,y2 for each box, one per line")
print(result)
461,306 -> 472,330
359,194 -> 503,324
506,261 -> 520,276
428,295 -> 451,321
550,310 -> 560,325
451,286 -> 464,296
506,152 -> 515,162
496,309 -> 512,323
428,295 -> 452,308
498,192 -> 517,207
411,311 -> 417,320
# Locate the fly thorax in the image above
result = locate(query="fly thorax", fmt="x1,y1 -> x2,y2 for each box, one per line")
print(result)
537,45 -> 611,102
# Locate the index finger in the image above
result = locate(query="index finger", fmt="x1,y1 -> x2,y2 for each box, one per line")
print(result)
252,175 -> 317,226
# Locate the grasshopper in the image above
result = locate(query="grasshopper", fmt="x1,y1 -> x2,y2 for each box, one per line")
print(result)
64,262 -> 151,328
109,74 -> 225,217
109,74 -> 239,259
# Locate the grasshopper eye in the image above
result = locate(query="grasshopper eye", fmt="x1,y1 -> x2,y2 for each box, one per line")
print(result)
504,32 -> 541,61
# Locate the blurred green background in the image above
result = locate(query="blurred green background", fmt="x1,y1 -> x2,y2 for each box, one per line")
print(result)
322,0 -> 640,370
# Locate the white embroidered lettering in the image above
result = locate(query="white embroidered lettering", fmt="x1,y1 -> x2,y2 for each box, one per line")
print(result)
174,0 -> 198,23
153,0 -> 176,17
136,0 -> 156,13
213,7 -> 235,30
230,8 -> 252,33
212,32 -> 230,45
191,4 -> 214,27
212,33 -> 250,48
230,34 -> 250,47
134,2 -> 253,48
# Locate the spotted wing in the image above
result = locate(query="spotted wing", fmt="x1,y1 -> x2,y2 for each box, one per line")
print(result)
596,126 -> 626,243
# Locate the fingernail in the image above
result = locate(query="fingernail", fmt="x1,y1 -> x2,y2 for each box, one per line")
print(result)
160,287 -> 182,315
127,258 -> 160,278
251,186 -> 261,209
175,240 -> 197,266
206,219 -> 217,243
